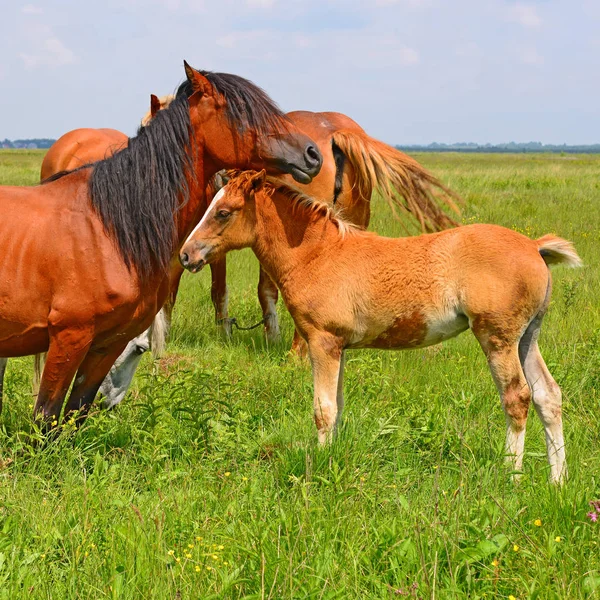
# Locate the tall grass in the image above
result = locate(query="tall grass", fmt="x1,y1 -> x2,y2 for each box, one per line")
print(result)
0,150 -> 598,599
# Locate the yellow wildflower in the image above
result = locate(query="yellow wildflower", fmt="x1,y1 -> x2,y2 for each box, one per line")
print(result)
534,519 -> 542,527
555,536 -> 561,542
218,545 -> 224,550
242,476 -> 248,481
185,553 -> 192,559
167,550 -> 175,556
206,565 -> 212,571
491,559 -> 499,567
211,554 -> 218,560
188,544 -> 194,549
509,595 -> 517,600
175,557 -> 181,563
196,536 -> 202,542
513,544 -> 519,552
195,565 -> 201,572
224,472 -> 231,477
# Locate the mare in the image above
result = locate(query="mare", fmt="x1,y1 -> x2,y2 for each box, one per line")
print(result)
179,170 -> 583,484
0,63 -> 322,425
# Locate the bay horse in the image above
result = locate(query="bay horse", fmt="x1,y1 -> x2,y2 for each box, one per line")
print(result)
179,170 -> 583,484
0,63 -> 322,425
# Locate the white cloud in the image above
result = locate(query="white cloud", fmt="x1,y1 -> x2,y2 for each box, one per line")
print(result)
247,0 -> 276,7
398,46 -> 420,65
510,4 -> 542,28
22,4 -> 43,14
520,46 -> 544,65
20,37 -> 77,69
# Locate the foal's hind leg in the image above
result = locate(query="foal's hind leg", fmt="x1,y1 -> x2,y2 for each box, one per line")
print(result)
258,266 -> 280,342
481,343 -> 532,475
519,317 -> 566,484
210,259 -> 232,338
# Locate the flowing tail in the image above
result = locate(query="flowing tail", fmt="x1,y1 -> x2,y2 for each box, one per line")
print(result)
331,130 -> 461,232
537,235 -> 583,267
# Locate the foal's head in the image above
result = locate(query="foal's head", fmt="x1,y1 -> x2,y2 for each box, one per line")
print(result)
183,63 -> 322,183
179,170 -> 266,272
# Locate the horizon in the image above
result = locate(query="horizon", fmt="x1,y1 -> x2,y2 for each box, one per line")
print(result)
1,0 -> 599,146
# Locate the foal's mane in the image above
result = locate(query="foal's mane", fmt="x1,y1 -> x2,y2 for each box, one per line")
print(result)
228,171 -> 358,237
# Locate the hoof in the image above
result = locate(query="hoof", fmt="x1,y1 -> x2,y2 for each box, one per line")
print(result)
216,318 -> 233,340
264,314 -> 280,343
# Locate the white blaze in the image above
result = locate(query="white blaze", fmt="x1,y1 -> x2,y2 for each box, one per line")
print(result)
184,187 -> 227,246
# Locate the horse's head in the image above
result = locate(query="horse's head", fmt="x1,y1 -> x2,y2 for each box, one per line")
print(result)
183,62 -> 322,184
179,170 -> 266,272
140,94 -> 175,127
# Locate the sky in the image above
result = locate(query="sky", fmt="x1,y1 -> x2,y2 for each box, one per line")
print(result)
1,0 -> 598,145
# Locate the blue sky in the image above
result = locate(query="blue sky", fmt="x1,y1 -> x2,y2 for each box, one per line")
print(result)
1,0 -> 598,144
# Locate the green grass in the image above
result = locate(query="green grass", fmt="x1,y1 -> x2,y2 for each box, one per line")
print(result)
0,150 -> 599,599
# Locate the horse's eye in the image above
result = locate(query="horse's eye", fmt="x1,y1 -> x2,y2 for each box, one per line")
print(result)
216,209 -> 231,219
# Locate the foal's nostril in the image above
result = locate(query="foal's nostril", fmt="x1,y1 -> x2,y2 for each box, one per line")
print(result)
304,144 -> 322,169
180,252 -> 189,267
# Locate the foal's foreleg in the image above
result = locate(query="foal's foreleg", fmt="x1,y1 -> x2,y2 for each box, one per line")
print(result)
210,259 -> 231,338
257,266 -> 280,342
308,335 -> 344,444
486,346 -> 532,475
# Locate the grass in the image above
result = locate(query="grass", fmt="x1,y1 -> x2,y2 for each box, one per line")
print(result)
0,149 -> 599,599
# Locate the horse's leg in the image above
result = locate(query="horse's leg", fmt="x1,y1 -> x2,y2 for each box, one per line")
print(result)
482,343 -> 532,475
519,316 -> 566,484
257,266 -> 280,342
335,350 -> 346,431
308,334 -> 343,444
210,258 -> 231,338
33,353 -> 46,398
35,331 -> 92,424
64,343 -> 129,419
0,358 -> 7,414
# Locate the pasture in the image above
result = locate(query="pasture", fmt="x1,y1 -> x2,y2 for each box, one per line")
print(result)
0,149 -> 598,599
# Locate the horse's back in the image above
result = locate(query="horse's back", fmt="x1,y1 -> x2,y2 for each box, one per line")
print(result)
41,128 -> 128,180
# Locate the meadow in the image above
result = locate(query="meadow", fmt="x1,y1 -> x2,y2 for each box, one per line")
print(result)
0,149 -> 599,599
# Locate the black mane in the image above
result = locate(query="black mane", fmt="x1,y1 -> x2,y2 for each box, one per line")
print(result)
89,93 -> 193,282
64,69 -> 289,283
176,70 -> 290,135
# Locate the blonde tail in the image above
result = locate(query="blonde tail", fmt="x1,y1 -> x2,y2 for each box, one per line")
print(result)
332,130 -> 461,232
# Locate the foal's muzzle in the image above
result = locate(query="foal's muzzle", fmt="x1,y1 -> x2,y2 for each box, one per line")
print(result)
179,245 -> 207,273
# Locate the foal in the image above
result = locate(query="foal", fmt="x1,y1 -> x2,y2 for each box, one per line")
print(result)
179,171 -> 582,484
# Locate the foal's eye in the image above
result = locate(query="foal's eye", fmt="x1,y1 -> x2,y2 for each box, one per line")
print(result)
216,209 -> 231,219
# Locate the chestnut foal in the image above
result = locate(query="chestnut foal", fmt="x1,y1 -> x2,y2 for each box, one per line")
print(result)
180,171 -> 582,484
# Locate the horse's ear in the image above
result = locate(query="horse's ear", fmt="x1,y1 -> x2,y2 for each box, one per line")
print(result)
249,170 -> 266,193
150,94 -> 161,118
183,60 -> 213,97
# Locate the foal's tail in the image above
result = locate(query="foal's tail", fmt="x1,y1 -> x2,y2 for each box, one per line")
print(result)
148,307 -> 171,357
331,130 -> 462,232
537,235 -> 583,268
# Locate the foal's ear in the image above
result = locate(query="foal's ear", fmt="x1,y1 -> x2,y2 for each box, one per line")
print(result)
150,94 -> 161,118
249,170 -> 266,193
183,60 -> 214,97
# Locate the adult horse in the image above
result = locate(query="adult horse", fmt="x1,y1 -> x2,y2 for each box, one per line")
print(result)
39,95 -> 173,180
0,62 -> 321,424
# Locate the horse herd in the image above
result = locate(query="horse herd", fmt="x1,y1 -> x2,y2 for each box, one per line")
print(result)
0,62 -> 580,484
